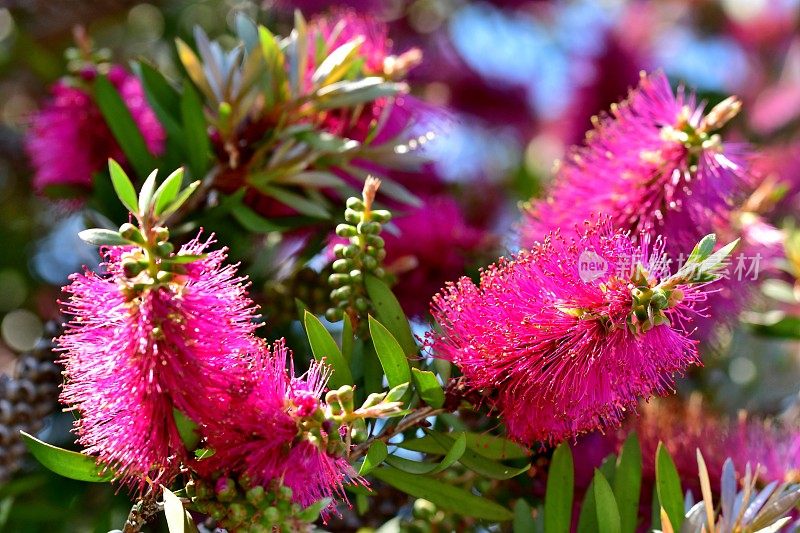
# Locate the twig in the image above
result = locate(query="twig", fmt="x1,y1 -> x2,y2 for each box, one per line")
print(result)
351,406 -> 442,460
121,495 -> 160,533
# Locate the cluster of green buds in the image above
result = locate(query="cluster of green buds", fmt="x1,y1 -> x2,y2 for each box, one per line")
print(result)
327,177 -> 392,329
399,498 -> 461,533
296,382 -> 407,457
263,267 -> 332,325
78,161 -> 202,298
188,476 -> 325,532
627,234 -> 738,335
65,26 -> 113,76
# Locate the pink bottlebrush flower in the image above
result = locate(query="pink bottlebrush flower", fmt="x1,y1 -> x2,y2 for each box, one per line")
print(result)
26,66 -> 165,193
57,234 -> 259,490
730,417 -> 800,485
522,71 -> 754,258
309,10 -> 390,74
430,219 -> 711,445
199,339 -> 364,513
384,196 -> 488,317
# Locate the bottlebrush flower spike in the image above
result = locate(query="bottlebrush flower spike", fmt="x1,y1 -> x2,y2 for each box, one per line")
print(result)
57,232 -> 260,491
198,340 -> 364,514
430,219 -> 737,444
521,71 -> 754,257
26,66 -> 165,193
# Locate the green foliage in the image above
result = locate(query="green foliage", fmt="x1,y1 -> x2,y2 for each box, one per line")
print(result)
368,316 -> 412,390
655,442 -> 684,531
303,310 -> 353,388
544,442 -> 573,533
20,432 -> 114,483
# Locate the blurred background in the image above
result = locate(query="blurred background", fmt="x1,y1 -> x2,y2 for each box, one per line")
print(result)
1,0 -> 799,530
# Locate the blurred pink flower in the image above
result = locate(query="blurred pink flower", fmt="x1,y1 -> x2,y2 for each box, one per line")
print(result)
26,66 -> 165,193
199,339 -> 364,513
57,234 -> 259,490
522,71 -> 754,258
430,219 -> 711,444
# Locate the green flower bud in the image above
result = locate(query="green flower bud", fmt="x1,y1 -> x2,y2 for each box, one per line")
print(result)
156,271 -> 174,283
332,286 -> 353,300
355,297 -> 369,312
328,273 -> 351,287
650,289 -> 668,310
215,477 -> 237,502
345,209 -> 361,223
122,260 -> 146,278
371,209 -> 392,223
155,241 -> 174,257
152,226 -> 169,242
362,255 -> 378,270
365,235 -> 385,248
357,221 -> 381,235
361,392 -> 387,409
336,385 -> 355,412
336,224 -> 358,238
332,259 -> 352,273
326,308 -> 344,322
343,244 -> 360,258
246,486 -> 265,505
227,502 -> 250,524
349,269 -> 364,284
119,223 -> 145,244
346,198 -> 365,211
262,506 -> 280,524
372,267 -> 386,279
333,244 -> 347,259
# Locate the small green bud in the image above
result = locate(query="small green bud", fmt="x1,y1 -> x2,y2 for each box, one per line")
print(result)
246,486 -> 265,505
365,235 -> 385,248
155,241 -> 174,257
650,289 -> 668,309
371,209 -> 392,223
325,390 -> 339,405
152,226 -> 169,242
336,224 -> 358,238
332,286 -> 353,300
354,298 -> 369,312
349,269 -> 364,284
262,506 -> 280,524
373,267 -> 386,279
332,259 -> 352,273
362,255 -> 378,270
345,209 -> 361,223
278,485 -> 293,501
215,477 -> 237,502
156,271 -> 174,283
358,221 -> 382,234
122,260 -> 146,278
119,223 -> 145,243
185,480 -> 197,498
328,273 -> 351,287
336,385 -> 355,412
326,308 -> 344,322
343,244 -> 360,259
346,198 -> 365,211
227,502 -> 250,524
333,243 -> 347,258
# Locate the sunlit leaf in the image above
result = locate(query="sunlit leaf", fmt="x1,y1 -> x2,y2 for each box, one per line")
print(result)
544,442 -> 573,533
304,311 -> 353,388
20,432 -> 114,483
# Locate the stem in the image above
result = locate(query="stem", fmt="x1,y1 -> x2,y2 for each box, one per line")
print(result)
121,495 -> 159,533
350,406 -> 442,460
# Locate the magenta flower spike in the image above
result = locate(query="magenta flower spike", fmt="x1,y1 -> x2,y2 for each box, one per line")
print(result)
57,233 -> 261,491
522,71 -> 754,258
26,66 -> 164,193
431,218 -> 736,444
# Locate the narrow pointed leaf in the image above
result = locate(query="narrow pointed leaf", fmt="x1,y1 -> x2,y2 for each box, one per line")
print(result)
163,486 -> 185,533
78,229 -> 131,247
304,311 -> 352,388
181,83 -> 211,178
411,368 -> 445,408
138,169 -> 159,216
656,443 -> 684,531
154,167 -> 185,215
107,159 -> 139,214
20,432 -> 114,483
368,316 -> 411,389
544,442 -> 574,533
593,470 -> 621,533
359,440 -> 388,476
371,466 -> 513,521
614,433 -> 642,533
364,275 -> 417,355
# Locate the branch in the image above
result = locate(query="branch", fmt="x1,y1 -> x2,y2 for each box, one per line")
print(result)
121,495 -> 160,533
350,406 -> 443,460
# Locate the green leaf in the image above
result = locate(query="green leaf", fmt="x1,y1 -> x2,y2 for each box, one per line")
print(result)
94,78 -> 155,177
312,38 -> 363,86
655,442 -> 684,531
256,185 -> 330,219
613,433 -> 642,533
154,167 -> 185,216
544,442 -> 574,533
78,229 -> 131,247
175,39 -> 214,102
747,312 -> 800,339
431,432 -> 466,474
181,83 -> 211,179
365,275 -> 417,355
107,159 -> 139,214
413,431 -> 531,480
400,431 -> 529,461
368,316 -> 412,390
359,440 -> 388,475
384,455 -> 439,474
315,78 -> 406,109
593,470 -> 621,533
173,409 -> 200,451
687,234 -> 717,263
138,169 -> 159,216
163,486 -> 185,533
341,314 -> 354,363
304,311 -> 353,388
576,478 -> 597,533
159,180 -> 200,221
20,431 -> 114,483
411,368 -> 445,408
514,500 -> 537,533
371,466 -> 513,522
